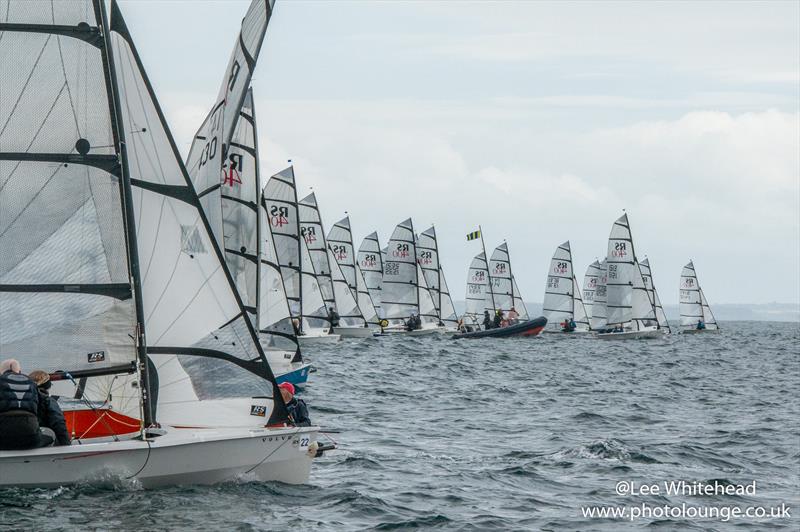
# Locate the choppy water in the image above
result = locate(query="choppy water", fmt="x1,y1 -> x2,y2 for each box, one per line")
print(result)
2,321 -> 799,531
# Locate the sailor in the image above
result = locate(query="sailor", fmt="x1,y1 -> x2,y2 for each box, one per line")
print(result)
28,370 -> 71,446
327,306 -> 340,328
292,318 -> 304,336
507,307 -> 519,324
278,382 -> 310,427
0,359 -> 54,450
493,309 -> 503,329
482,310 -> 493,330
405,313 -> 421,331
696,319 -> 706,330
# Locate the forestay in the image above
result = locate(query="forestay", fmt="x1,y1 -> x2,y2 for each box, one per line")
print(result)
417,226 -> 458,327
605,214 -> 655,329
640,258 -> 671,332
679,261 -> 719,330
185,0 -> 273,243
357,231 -> 384,319
582,260 -> 602,320
328,217 -> 380,325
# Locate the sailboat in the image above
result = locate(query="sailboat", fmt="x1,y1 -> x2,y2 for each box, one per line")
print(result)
582,260 -> 602,322
298,195 -> 371,338
463,252 -> 490,329
640,258 -> 672,333
488,242 -> 530,320
542,242 -> 590,332
0,0 -> 327,487
328,217 -> 381,331
186,82 -> 311,383
380,219 -> 443,335
417,227 -> 459,331
263,168 -> 340,344
454,235 -> 546,339
597,214 -> 660,339
357,231 -> 384,319
679,261 -> 720,333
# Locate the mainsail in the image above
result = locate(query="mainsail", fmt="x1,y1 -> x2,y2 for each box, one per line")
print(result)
328,217 -> 380,325
417,226 -> 458,327
582,260 -> 602,320
263,167 -> 327,332
0,0 -> 289,427
185,0 -> 273,243
590,259 -> 609,330
605,214 -> 656,330
357,231 -> 384,319
679,261 -> 719,330
381,218 -> 439,325
640,258 -> 671,332
298,193 -> 335,313
542,241 -> 589,331
464,253 -> 490,327
488,242 -> 526,317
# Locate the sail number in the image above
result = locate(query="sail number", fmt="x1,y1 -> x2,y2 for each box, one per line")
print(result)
301,226 -> 317,244
418,251 -> 433,265
612,242 -> 628,258
270,205 -> 290,228
332,244 -> 348,261
361,254 -> 377,267
392,243 -> 410,258
553,261 -> 568,274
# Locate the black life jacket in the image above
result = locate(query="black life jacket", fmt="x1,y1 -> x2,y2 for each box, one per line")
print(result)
0,371 -> 39,416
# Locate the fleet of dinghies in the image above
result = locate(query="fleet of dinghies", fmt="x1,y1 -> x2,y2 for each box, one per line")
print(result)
0,0 -> 722,489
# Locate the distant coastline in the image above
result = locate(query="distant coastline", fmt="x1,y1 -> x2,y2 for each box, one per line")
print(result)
453,301 -> 800,323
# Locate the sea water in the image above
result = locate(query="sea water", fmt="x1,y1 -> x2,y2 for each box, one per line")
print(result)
1,321 -> 798,530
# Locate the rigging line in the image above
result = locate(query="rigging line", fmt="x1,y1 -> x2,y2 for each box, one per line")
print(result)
0,80 -> 68,197
53,23 -> 81,136
0,33 -> 51,138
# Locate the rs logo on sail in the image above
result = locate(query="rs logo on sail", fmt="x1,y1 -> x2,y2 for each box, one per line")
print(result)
270,205 -> 289,227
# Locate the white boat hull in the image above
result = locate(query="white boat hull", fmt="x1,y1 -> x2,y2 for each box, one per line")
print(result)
596,327 -> 662,340
298,333 -> 341,345
333,326 -> 374,338
680,328 -> 720,334
0,425 -> 319,489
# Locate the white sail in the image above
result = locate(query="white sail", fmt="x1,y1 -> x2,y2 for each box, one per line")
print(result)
263,167 -> 301,317
464,253 -> 490,328
640,258 -> 671,332
680,261 -> 719,330
605,214 -> 655,329
0,2 -> 141,420
300,231 -> 329,331
382,218 -> 436,324
357,231 -> 384,319
299,193 -> 335,310
542,241 -> 575,330
417,226 -> 458,327
582,260 -> 602,320
327,246 -> 364,327
417,263 -> 440,325
329,217 -> 380,325
488,242 -> 520,312
381,219 -> 418,323
572,275 -> 590,330
590,259 -> 609,330
511,276 -> 530,320
185,0 -> 273,242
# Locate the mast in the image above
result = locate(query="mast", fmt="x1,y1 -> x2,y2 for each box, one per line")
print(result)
479,225 -> 497,312
291,165 -> 304,332
98,0 -> 152,427
253,93 -> 262,331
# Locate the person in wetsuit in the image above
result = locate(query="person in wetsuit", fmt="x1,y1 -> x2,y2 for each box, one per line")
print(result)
0,359 -> 54,450
278,382 -> 310,426
29,370 -> 71,446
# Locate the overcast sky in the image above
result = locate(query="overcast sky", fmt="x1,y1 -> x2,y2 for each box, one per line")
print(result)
119,0 -> 799,306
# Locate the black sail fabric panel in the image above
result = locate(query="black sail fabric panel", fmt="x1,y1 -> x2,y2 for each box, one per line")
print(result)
108,1 -> 287,424
0,1 -> 137,374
